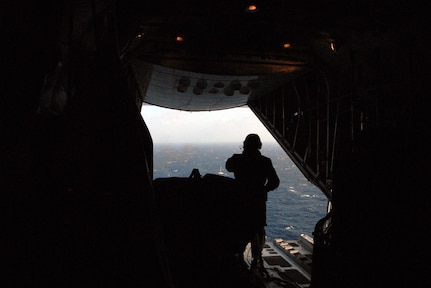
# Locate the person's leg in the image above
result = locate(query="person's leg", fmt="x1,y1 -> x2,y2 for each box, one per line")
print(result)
251,227 -> 265,260
250,227 -> 265,275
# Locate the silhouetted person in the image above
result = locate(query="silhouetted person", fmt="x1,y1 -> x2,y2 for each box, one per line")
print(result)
225,134 -> 280,275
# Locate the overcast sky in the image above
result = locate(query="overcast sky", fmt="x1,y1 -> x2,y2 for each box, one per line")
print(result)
140,104 -> 277,144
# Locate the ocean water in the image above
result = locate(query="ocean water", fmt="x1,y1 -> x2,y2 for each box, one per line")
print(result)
153,142 -> 328,241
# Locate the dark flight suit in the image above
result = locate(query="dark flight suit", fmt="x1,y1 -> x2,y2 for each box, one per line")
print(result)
226,149 -> 280,268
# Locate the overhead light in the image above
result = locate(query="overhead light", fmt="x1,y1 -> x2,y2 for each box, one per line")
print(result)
247,5 -> 257,11
245,3 -> 259,13
330,40 -> 337,52
318,31 -> 339,52
176,35 -> 184,42
283,42 -> 291,49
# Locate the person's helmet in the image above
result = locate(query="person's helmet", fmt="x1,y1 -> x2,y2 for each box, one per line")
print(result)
243,133 -> 262,150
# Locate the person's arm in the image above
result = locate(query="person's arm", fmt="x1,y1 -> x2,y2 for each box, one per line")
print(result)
225,154 -> 236,172
264,159 -> 280,192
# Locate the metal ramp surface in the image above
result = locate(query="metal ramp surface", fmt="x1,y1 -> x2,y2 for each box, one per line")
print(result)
243,236 -> 313,288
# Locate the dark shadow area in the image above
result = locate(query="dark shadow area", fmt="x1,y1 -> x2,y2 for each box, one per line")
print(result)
312,127 -> 431,288
153,171 -> 262,288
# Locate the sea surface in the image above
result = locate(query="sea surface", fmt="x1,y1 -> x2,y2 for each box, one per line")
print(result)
153,142 -> 328,241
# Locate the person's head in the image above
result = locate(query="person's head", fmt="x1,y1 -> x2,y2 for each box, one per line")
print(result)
243,133 -> 262,151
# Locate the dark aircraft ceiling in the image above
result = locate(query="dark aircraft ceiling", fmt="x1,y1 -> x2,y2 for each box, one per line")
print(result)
116,0 -> 317,110
4,0 -> 426,112
107,0 -> 423,111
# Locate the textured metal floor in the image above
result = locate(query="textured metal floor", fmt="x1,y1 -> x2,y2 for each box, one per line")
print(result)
243,239 -> 312,288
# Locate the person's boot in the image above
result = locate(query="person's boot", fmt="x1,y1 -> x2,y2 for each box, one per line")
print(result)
250,257 -> 264,279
